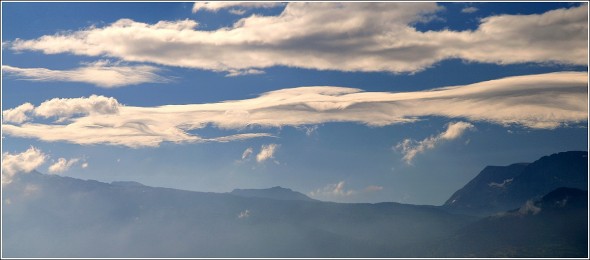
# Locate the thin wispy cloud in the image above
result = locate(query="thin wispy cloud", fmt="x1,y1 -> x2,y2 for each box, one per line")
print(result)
396,121 -> 475,164
192,2 -> 282,13
2,61 -> 170,88
2,147 -> 47,185
461,6 -> 478,13
241,147 -> 253,160
2,72 -> 586,148
48,158 -> 80,173
8,3 -> 586,74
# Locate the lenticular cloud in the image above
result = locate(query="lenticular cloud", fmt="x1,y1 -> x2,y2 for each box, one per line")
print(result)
2,72 -> 587,148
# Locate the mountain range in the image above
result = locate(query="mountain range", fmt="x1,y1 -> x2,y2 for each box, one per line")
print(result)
2,151 -> 587,257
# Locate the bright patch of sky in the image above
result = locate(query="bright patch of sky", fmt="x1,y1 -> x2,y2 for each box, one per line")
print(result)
1,2 -> 587,205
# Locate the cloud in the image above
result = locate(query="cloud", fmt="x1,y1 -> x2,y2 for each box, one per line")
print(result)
237,209 -> 250,219
48,157 -> 80,173
309,181 -> 357,198
256,144 -> 279,163
241,147 -> 253,160
308,182 -> 384,201
396,121 -> 475,164
192,2 -> 282,13
2,61 -> 169,88
1,147 -> 47,185
8,3 -> 586,74
2,103 -> 34,123
225,69 -> 265,77
488,178 -> 513,188
461,6 -> 478,13
81,162 -> 89,169
2,72 -> 587,148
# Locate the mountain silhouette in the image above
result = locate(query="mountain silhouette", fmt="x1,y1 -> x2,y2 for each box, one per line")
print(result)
444,151 -> 587,215
2,151 -> 587,257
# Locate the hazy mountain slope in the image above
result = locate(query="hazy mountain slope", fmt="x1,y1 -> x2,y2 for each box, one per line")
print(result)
444,151 -> 588,215
430,187 -> 588,257
2,171 -> 471,258
229,186 -> 316,201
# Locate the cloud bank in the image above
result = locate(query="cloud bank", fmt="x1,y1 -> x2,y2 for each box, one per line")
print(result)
2,147 -> 47,185
8,3 -> 587,74
2,72 -> 587,148
396,121 -> 475,164
2,61 -> 169,88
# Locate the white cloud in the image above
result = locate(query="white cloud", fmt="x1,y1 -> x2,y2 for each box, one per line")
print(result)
237,209 -> 250,219
256,144 -> 279,163
241,147 -> 253,160
8,3 -> 586,74
2,61 -> 170,88
2,72 -> 587,148
1,147 -> 47,185
2,103 -> 34,123
48,157 -> 80,173
192,2 -> 282,13
488,178 -> 513,188
33,94 -> 120,120
225,69 -> 265,77
81,162 -> 89,169
461,6 -> 478,13
309,181 -> 356,198
396,121 -> 475,164
308,182 -> 383,201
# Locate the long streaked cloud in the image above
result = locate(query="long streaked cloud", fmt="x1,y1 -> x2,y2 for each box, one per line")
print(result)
192,2 -> 283,13
2,147 -> 47,185
395,121 -> 475,164
7,3 -> 587,74
48,157 -> 80,173
2,72 -> 587,148
2,61 -> 170,88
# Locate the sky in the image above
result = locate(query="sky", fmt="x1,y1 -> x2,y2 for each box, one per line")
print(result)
1,1 -> 588,205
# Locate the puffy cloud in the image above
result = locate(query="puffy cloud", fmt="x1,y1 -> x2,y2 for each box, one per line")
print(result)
241,147 -> 253,160
2,72 -> 587,148
396,122 -> 475,164
2,61 -> 170,88
48,158 -> 80,173
81,162 -> 89,169
192,2 -> 283,13
2,147 -> 47,185
8,3 -> 586,74
2,103 -> 34,123
33,95 -> 120,120
256,144 -> 279,163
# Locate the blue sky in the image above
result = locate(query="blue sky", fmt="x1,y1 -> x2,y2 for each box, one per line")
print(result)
1,2 -> 588,205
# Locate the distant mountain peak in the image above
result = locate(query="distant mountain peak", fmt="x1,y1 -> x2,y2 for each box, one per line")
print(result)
230,186 -> 316,201
443,151 -> 588,216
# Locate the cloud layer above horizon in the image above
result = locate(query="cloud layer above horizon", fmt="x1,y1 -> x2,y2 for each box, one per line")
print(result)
3,72 -> 587,148
7,3 -> 587,74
